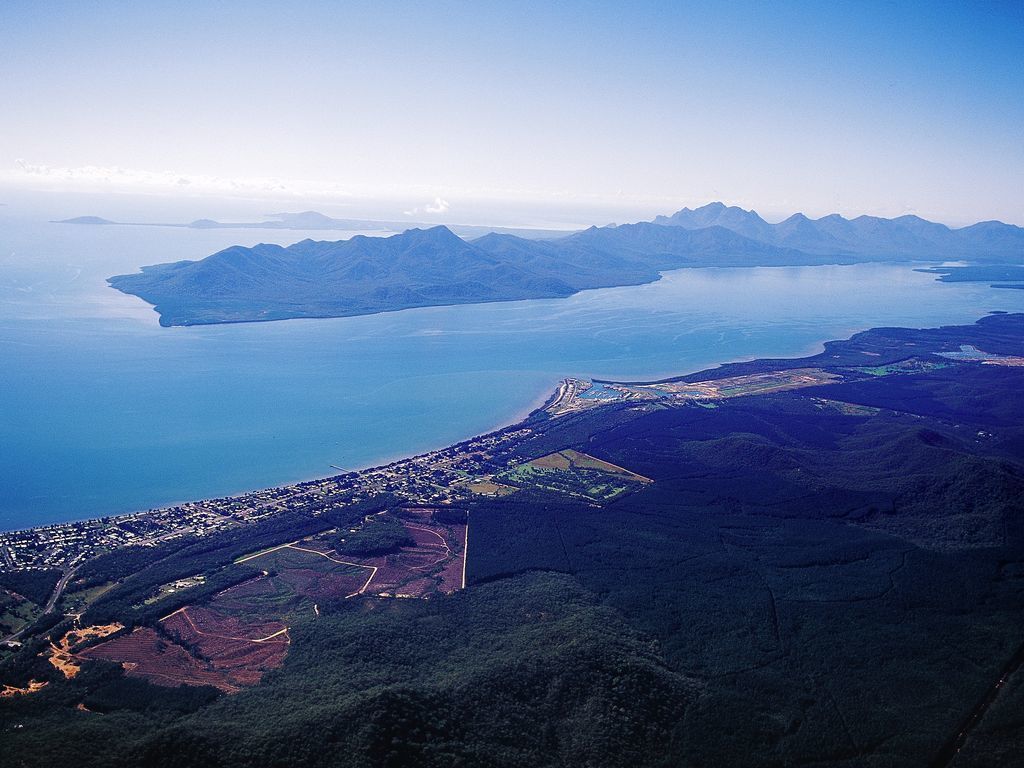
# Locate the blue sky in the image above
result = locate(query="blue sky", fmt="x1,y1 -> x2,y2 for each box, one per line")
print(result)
1,0 -> 1021,224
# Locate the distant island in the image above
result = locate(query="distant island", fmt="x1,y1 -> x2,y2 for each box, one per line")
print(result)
107,202 -> 1024,327
58,215 -> 117,225
57,210 -> 567,241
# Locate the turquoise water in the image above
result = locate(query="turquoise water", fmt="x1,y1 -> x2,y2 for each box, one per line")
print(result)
3,215 -> 1024,531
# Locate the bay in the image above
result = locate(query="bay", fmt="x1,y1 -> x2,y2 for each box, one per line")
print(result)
2,215 -> 1023,531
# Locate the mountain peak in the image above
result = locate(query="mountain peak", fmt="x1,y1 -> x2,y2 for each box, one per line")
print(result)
404,224 -> 460,240
654,202 -> 771,240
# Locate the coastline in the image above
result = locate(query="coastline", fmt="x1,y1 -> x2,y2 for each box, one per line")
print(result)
1,305 -> 1017,538
0,379 -> 560,538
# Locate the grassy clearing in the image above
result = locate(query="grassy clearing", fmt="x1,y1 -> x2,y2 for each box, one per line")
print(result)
498,450 -> 651,503
466,480 -> 518,496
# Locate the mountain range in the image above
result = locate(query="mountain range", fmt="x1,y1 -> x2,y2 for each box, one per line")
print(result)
654,202 -> 1024,259
108,203 -> 1024,326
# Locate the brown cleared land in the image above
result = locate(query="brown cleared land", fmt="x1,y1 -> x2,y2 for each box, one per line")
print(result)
81,627 -> 242,693
45,622 -> 124,679
71,512 -> 468,695
161,607 -> 289,688
238,510 -> 469,599
532,452 -> 572,470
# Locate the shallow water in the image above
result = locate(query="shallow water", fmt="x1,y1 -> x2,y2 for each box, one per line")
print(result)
2,215 -> 1023,530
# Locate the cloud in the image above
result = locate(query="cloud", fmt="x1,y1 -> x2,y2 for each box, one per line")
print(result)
425,196 -> 449,214
2,159 -> 356,201
404,196 -> 450,216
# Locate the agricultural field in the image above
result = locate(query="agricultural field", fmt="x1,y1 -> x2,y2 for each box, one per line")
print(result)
80,627 -> 242,693
499,449 -> 652,503
64,509 -> 468,694
852,357 -> 951,376
161,606 -> 288,689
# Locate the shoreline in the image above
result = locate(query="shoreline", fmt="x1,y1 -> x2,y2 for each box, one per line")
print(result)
112,259 -> 960,330
0,379 -> 561,538
0,307 -> 1015,539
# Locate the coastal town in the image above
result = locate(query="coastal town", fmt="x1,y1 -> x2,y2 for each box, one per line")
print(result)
0,422 -> 535,574
0,365 -> 870,575
4,348 -> 997,578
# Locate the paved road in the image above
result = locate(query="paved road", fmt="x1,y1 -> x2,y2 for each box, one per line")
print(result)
44,566 -> 78,614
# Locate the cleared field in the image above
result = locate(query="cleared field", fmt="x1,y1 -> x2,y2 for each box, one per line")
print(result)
364,521 -> 467,596
466,479 -> 517,496
558,449 -> 652,482
81,627 -> 241,693
46,622 -> 124,679
290,511 -> 469,598
162,607 -> 288,688
532,452 -> 572,470
211,573 -> 308,620
238,544 -> 376,602
71,513 -> 469,695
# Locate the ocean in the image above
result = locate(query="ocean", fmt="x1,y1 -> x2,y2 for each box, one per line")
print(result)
3,214 -> 1023,530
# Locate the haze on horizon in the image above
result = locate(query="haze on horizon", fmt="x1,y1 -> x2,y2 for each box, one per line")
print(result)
1,0 -> 1022,227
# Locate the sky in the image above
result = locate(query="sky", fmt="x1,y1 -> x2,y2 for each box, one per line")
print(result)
0,0 -> 1022,226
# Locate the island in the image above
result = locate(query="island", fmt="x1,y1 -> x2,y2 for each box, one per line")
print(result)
106,203 -> 1024,327
2,312 -> 1024,767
